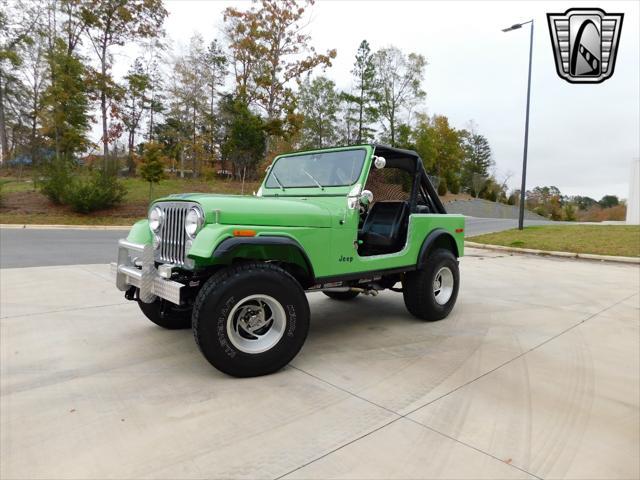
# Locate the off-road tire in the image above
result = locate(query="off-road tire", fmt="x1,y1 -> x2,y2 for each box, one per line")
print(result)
192,262 -> 310,377
323,290 -> 360,301
403,248 -> 459,321
138,298 -> 192,329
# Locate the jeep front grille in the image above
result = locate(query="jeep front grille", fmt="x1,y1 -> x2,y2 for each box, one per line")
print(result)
155,201 -> 198,266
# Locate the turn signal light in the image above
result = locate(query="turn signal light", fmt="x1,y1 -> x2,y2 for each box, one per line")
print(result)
455,228 -> 464,233
233,229 -> 256,237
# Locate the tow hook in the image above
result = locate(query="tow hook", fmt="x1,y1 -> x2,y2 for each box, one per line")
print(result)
124,286 -> 137,301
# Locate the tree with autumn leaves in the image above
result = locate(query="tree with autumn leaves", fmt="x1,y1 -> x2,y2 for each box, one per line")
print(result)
1,0 -> 506,202
223,0 -> 336,148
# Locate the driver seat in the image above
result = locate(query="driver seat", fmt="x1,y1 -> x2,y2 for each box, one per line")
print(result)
358,201 -> 409,255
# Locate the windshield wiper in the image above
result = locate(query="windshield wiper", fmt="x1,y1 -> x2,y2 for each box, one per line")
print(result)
303,170 -> 324,190
271,171 -> 285,191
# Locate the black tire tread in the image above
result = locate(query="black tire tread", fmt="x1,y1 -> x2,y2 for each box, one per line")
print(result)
403,248 -> 459,321
138,299 -> 192,330
192,262 -> 309,377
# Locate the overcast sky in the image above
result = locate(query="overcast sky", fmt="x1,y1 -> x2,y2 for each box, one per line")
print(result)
119,0 -> 639,200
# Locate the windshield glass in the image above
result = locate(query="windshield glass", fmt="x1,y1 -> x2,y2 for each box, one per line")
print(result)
264,149 -> 366,189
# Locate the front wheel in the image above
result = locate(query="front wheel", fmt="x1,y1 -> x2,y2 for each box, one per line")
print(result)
138,298 -> 192,329
192,262 -> 310,377
403,248 -> 459,321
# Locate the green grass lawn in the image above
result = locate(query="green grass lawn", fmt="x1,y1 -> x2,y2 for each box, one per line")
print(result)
469,225 -> 640,257
0,176 -> 258,226
0,178 -> 35,193
120,177 -> 260,203
0,176 -> 258,198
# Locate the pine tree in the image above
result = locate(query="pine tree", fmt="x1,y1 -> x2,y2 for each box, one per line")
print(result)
298,76 -> 340,149
139,142 -> 165,199
219,95 -> 265,180
121,58 -> 151,174
460,130 -> 493,194
342,40 -> 378,143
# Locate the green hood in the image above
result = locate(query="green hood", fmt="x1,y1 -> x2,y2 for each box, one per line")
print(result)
164,193 -> 333,228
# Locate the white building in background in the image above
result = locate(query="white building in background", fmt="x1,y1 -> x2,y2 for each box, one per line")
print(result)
627,158 -> 640,225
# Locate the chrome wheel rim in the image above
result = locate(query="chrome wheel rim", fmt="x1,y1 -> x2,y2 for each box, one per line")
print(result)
433,267 -> 454,305
226,294 -> 286,354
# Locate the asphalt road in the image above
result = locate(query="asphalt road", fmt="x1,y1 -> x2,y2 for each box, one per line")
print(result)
0,217 -> 551,268
0,228 -> 127,268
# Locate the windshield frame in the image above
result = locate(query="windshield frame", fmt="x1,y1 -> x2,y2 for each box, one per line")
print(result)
262,146 -> 370,192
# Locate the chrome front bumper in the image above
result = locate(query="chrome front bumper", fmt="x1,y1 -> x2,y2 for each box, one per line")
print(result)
111,239 -> 183,305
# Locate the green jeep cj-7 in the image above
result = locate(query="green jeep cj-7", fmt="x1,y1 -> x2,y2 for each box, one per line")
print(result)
113,144 -> 464,377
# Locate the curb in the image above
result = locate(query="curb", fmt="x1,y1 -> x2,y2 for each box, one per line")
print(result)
1,224 -> 130,231
465,241 -> 640,264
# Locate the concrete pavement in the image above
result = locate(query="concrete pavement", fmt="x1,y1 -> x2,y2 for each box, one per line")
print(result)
0,217 -> 550,268
1,249 -> 638,479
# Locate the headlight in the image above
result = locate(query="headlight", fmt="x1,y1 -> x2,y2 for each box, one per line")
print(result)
185,207 -> 204,238
149,206 -> 164,232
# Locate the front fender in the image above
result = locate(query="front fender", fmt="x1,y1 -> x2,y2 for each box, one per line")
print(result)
188,224 -> 315,281
188,224 -> 234,260
126,219 -> 153,245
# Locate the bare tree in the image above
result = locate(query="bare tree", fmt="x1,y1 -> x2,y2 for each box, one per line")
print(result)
0,0 -> 43,162
373,46 -> 426,146
82,0 -> 167,169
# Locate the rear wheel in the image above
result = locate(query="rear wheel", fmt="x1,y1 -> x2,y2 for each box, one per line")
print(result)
323,290 -> 360,301
403,248 -> 459,321
192,262 -> 310,377
138,298 -> 192,329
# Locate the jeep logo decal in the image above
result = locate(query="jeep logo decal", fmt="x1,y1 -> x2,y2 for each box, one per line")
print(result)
339,255 -> 353,263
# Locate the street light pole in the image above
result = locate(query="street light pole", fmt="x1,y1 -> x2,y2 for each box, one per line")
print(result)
503,20 -> 534,230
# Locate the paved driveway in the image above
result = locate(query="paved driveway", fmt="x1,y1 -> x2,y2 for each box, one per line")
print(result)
1,249 -> 638,479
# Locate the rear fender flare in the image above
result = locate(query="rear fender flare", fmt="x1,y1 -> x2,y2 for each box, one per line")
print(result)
417,229 -> 459,268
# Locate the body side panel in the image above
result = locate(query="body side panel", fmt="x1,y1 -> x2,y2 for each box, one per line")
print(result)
323,213 -> 464,278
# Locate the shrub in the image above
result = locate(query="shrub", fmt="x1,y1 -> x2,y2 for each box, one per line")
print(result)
577,204 -> 627,222
563,203 -> 577,221
480,181 -> 497,201
549,198 -> 563,220
448,178 -> 460,194
534,206 -> 546,217
437,177 -> 447,196
65,171 -> 126,213
40,159 -> 73,204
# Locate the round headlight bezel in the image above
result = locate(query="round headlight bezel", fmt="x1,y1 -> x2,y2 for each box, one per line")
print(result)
148,206 -> 164,232
185,207 -> 204,238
